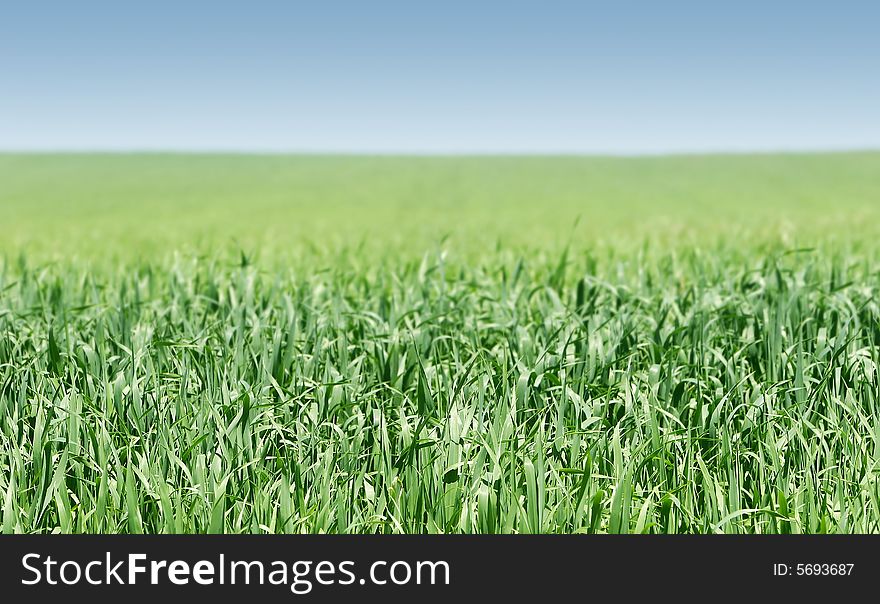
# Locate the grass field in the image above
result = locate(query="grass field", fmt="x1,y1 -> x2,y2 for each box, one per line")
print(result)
2,152 -> 880,533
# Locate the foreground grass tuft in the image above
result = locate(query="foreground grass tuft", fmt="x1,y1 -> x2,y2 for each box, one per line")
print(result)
2,243 -> 879,533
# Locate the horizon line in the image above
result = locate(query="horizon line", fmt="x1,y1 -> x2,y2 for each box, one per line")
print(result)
1,147 -> 879,158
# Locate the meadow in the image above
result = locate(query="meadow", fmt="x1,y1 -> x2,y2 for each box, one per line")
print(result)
1,152 -> 880,533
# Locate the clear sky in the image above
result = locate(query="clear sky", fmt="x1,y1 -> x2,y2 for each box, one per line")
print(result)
2,0 -> 878,153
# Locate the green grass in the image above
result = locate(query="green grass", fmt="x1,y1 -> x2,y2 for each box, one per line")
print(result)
2,152 -> 880,533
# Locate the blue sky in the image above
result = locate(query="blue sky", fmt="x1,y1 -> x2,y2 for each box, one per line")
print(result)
1,0 -> 878,153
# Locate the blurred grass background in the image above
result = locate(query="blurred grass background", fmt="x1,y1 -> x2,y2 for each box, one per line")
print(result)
3,152 -> 879,263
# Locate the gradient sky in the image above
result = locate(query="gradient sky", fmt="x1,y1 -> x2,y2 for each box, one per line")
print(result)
2,0 -> 878,153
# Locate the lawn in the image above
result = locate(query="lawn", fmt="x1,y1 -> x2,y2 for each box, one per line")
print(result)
1,152 -> 880,533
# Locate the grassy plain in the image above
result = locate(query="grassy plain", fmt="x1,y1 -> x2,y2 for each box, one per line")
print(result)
1,152 -> 880,533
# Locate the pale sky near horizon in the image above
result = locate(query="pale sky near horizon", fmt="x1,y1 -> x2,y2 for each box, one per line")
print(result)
1,0 -> 879,153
